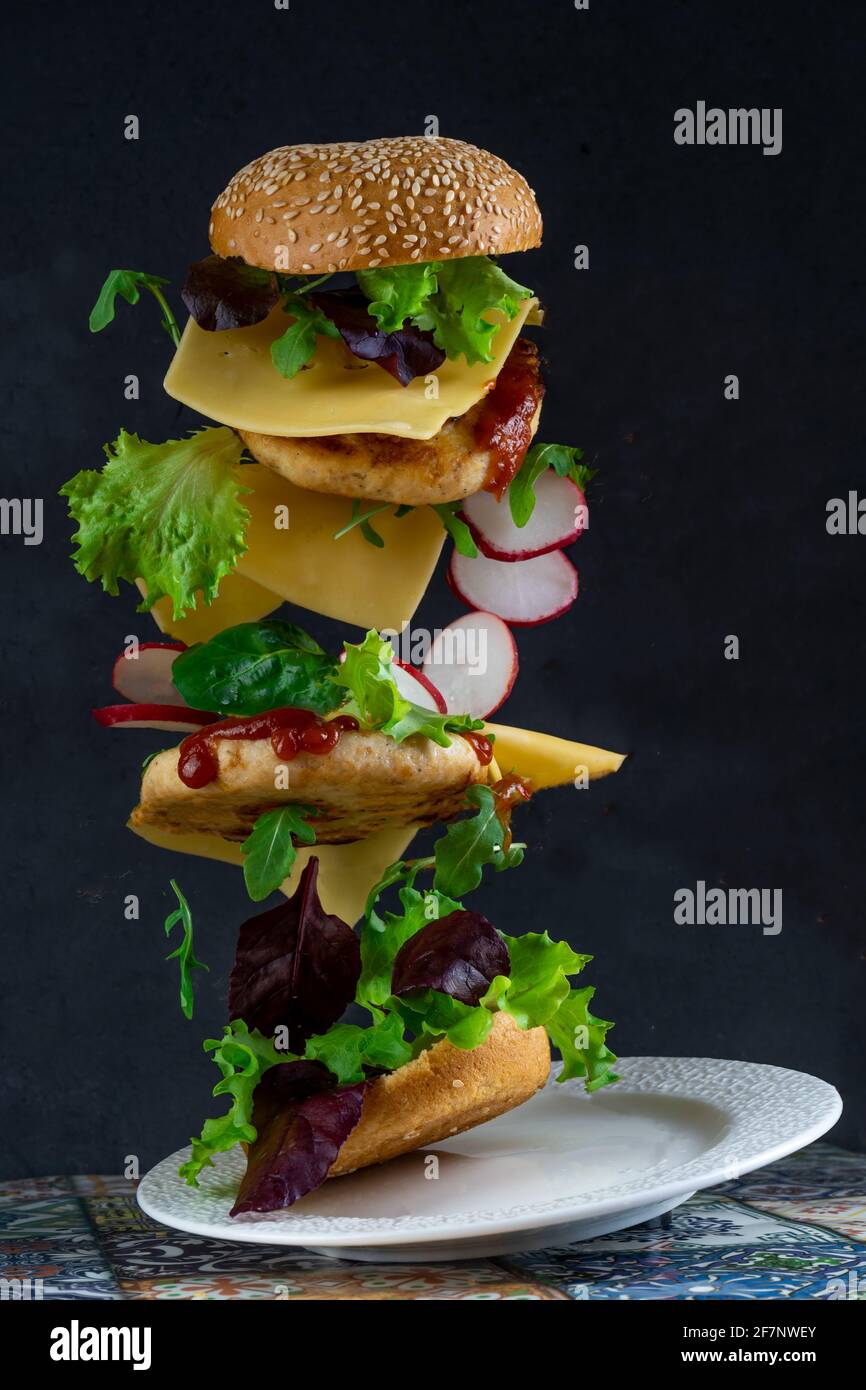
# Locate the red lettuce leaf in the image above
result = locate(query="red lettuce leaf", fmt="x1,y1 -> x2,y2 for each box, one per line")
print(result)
228,858 -> 361,1052
231,1068 -> 369,1215
311,290 -> 445,385
182,255 -> 280,332
390,910 -> 510,1006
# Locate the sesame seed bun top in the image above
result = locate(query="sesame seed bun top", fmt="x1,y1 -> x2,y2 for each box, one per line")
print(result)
208,135 -> 543,275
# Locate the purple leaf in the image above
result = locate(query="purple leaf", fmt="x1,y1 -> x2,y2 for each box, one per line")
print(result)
228,858 -> 361,1053
391,910 -> 510,1006
312,290 -> 445,385
182,255 -> 280,332
231,1070 -> 369,1215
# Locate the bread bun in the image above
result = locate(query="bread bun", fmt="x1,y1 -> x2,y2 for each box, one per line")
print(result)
210,135 -> 542,276
329,1012 -> 550,1177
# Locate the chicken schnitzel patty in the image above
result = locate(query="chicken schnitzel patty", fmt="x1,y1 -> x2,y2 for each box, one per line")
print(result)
238,339 -> 544,506
130,727 -> 492,844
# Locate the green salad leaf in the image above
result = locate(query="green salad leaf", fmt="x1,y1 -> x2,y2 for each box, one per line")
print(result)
432,502 -> 478,558
433,784 -> 524,898
414,257 -> 532,365
163,880 -> 209,1020
483,932 -> 590,1029
180,1020 -> 285,1185
241,806 -> 318,902
356,261 -> 442,334
304,1011 -> 413,1084
89,268 -> 180,345
271,292 -> 340,379
545,987 -> 619,1091
60,427 -> 250,620
390,988 -> 495,1050
334,630 -> 485,747
172,620 -> 343,717
509,443 -> 597,528
357,859 -> 460,1012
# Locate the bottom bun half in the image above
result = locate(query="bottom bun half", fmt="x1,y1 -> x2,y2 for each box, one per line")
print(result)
329,1012 -> 550,1178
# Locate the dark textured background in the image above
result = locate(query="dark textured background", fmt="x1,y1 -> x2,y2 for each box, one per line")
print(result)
1,0 -> 863,1178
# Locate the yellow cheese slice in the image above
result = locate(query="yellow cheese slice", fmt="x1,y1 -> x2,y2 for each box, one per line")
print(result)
484,723 -> 626,789
129,820 -> 420,926
140,571 -> 283,644
164,299 -> 538,441
234,464 -> 445,631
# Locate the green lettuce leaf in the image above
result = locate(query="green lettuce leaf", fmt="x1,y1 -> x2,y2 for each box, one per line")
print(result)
509,443 -> 596,528
171,620 -> 343,716
271,292 -> 340,378
89,268 -> 180,345
484,932 -> 590,1028
60,427 -> 250,621
415,257 -> 532,365
357,862 -> 461,1012
179,1020 -> 286,1186
356,261 -> 442,334
389,988 -> 495,1050
163,880 -> 209,1020
304,1011 -> 412,1083
241,806 -> 318,902
433,784 -> 524,899
545,987 -> 619,1090
334,630 -> 485,747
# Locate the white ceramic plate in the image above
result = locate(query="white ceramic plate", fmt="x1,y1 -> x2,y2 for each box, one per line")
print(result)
138,1057 -> 841,1262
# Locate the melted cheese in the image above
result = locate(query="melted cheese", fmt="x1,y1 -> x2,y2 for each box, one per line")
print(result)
484,723 -> 626,789
129,820 -> 420,926
234,464 -> 445,630
163,299 -> 537,440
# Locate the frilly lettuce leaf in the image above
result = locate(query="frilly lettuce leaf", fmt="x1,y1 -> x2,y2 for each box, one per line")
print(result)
356,261 -> 442,334
180,1020 -> 285,1186
334,630 -> 485,747
414,257 -> 532,365
60,426 -> 250,620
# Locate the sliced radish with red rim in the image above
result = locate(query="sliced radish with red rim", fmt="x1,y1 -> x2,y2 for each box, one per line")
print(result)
93,703 -> 215,733
448,549 -> 578,626
460,474 -> 587,561
112,642 -> 188,706
392,659 -> 447,713
421,612 -> 518,719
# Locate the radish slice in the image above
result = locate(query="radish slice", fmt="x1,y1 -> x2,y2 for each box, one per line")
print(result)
461,474 -> 587,561
113,642 -> 188,706
448,549 -> 578,626
393,659 -> 447,713
421,612 -> 518,719
92,703 -> 215,733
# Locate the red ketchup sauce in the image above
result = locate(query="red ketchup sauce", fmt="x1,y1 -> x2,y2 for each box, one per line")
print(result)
177,709 -> 359,789
474,341 -> 545,498
490,772 -> 533,852
460,729 -> 495,766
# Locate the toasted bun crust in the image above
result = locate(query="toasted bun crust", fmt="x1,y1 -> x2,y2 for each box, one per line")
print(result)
209,136 -> 542,275
130,727 -> 490,844
329,1013 -> 550,1177
239,340 -> 543,506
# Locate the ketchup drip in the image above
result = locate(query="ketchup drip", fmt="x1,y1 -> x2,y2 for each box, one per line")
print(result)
475,340 -> 545,498
490,773 -> 533,853
177,709 -> 359,789
460,730 -> 495,766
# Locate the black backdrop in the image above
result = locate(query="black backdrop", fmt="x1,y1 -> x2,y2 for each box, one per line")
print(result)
1,0 -> 863,1180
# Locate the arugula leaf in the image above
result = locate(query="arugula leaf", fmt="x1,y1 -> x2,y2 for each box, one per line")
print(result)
180,1020 -> 286,1185
545,988 -> 619,1090
171,620 -> 343,717
509,443 -> 596,528
163,880 -> 209,1020
333,499 -> 390,548
415,257 -> 532,365
89,269 -> 181,345
334,630 -> 485,747
432,502 -> 478,558
59,427 -> 250,621
241,806 -> 318,902
484,932 -> 589,1029
356,261 -> 441,334
271,292 -> 341,378
304,1011 -> 412,1083
433,784 -> 524,899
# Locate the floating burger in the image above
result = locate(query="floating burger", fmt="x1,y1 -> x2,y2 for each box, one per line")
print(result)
64,136 -> 594,641
84,618 -> 624,1215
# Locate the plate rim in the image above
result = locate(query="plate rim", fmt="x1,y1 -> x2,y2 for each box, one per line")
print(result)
137,1055 -> 842,1248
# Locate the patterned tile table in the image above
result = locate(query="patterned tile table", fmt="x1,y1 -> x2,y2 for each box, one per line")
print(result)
1,1143 -> 864,1300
